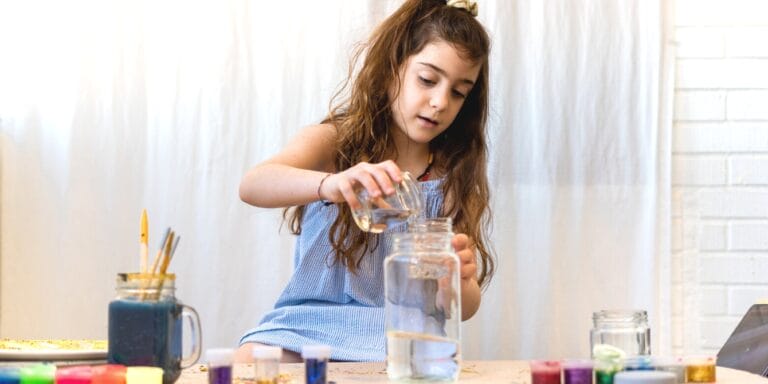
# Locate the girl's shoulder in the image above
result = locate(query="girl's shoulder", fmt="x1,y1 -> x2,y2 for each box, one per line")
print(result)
295,123 -> 337,142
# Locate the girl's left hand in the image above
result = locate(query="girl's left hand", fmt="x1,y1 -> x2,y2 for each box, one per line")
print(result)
451,233 -> 478,281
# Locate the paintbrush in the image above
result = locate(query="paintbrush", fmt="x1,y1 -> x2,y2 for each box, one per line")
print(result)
139,209 -> 148,273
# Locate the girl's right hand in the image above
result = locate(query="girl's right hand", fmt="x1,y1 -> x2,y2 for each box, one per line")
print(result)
318,160 -> 403,210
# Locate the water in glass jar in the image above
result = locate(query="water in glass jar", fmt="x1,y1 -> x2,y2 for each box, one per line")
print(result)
353,208 -> 412,233
386,330 -> 459,381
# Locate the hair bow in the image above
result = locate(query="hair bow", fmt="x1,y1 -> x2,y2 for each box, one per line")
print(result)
447,0 -> 478,17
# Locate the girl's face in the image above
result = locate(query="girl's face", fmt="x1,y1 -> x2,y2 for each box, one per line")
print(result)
389,40 -> 481,148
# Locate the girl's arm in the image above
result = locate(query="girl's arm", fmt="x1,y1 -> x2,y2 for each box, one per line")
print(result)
452,234 -> 481,320
239,124 -> 337,208
239,123 -> 404,208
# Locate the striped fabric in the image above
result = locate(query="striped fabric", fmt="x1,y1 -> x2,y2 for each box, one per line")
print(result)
240,178 -> 445,361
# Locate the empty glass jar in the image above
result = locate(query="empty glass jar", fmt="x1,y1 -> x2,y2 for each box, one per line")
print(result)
385,232 -> 461,382
590,310 -> 651,359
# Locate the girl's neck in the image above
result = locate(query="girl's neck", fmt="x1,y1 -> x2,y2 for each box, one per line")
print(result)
391,147 -> 432,178
389,125 -> 432,177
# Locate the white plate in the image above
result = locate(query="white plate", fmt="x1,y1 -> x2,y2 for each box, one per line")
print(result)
0,340 -> 107,361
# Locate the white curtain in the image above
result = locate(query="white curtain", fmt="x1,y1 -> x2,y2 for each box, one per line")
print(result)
0,0 -> 672,360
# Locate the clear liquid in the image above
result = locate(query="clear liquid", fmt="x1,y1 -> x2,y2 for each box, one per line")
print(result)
386,331 -> 459,381
591,328 -> 651,358
353,208 -> 412,233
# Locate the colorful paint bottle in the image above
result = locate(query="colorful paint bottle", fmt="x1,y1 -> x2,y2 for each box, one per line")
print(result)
0,368 -> 20,384
125,367 -> 163,384
652,357 -> 685,384
55,366 -> 92,384
206,348 -> 234,384
302,345 -> 331,384
253,345 -> 282,384
623,356 -> 653,371
614,371 -> 675,384
562,359 -> 593,384
685,356 -> 716,383
19,364 -> 55,384
91,364 -> 126,384
593,344 -> 625,384
529,360 -> 561,384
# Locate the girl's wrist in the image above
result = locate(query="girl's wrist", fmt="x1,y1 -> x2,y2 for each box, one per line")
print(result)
317,173 -> 332,201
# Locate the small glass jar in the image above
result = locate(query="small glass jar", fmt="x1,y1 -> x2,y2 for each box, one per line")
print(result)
206,348 -> 234,384
652,357 -> 685,384
529,360 -> 561,384
302,345 -> 331,384
253,345 -> 282,384
562,359 -> 593,384
352,171 -> 423,233
590,310 -> 650,359
685,356 -> 716,383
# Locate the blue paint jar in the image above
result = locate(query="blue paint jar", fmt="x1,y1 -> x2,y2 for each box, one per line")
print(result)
107,273 -> 201,384
0,367 -> 20,384
302,345 -> 331,384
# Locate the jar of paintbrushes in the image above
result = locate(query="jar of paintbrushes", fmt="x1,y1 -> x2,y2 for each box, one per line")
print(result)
107,213 -> 201,384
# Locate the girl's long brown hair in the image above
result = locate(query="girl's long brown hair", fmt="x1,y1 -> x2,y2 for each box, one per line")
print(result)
285,0 -> 495,288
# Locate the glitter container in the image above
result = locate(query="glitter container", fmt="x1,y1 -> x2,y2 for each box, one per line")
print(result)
253,345 -> 282,384
206,348 -> 234,384
685,356 -> 716,383
530,360 -> 561,384
302,345 -> 331,384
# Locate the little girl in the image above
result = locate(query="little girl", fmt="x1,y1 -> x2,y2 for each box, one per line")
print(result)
237,0 -> 494,362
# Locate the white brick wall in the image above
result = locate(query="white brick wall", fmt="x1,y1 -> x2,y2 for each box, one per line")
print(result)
672,1 -> 768,356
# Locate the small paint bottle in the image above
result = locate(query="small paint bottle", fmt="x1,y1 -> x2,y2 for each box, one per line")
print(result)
623,355 -> 654,371
0,367 -> 20,384
614,371 -> 676,384
252,345 -> 282,384
685,356 -> 716,383
206,348 -> 234,384
529,360 -> 561,384
562,359 -> 593,384
652,357 -> 685,384
91,364 -> 126,384
302,345 -> 331,384
54,366 -> 92,384
19,364 -> 55,384
125,367 -> 163,384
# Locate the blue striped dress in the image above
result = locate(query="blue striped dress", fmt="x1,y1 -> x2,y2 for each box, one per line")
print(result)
239,178 -> 445,361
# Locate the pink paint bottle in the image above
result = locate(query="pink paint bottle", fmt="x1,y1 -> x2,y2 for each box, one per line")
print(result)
530,360 -> 561,384
91,365 -> 126,384
55,366 -> 92,384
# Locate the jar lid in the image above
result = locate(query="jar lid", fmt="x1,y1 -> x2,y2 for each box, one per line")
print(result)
206,348 -> 234,366
614,371 -> 676,384
561,359 -> 593,369
125,367 -> 163,384
301,345 -> 331,359
593,309 -> 647,319
252,345 -> 282,360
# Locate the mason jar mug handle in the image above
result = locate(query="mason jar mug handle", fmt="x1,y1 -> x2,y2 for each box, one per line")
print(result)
180,304 -> 202,369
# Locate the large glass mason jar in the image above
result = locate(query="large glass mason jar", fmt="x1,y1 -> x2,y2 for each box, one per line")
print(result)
385,231 -> 461,382
590,310 -> 651,359
107,273 -> 202,384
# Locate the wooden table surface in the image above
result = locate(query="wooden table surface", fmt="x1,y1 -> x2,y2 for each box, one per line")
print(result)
177,360 -> 768,383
